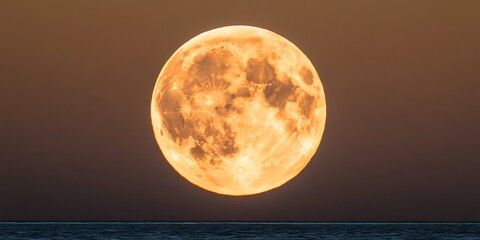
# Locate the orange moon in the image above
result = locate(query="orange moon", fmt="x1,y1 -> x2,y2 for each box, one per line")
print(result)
151,26 -> 326,196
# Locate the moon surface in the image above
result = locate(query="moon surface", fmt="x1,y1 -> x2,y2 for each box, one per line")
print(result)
151,26 -> 326,196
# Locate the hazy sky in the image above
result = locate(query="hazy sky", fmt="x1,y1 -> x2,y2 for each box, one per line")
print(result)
1,0 -> 479,221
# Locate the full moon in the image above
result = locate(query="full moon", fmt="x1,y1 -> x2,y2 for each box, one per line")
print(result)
151,26 -> 326,196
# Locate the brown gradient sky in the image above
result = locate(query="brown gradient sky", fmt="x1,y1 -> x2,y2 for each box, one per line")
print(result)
1,0 -> 479,221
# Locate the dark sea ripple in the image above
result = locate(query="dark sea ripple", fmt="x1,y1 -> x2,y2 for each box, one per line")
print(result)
0,222 -> 479,239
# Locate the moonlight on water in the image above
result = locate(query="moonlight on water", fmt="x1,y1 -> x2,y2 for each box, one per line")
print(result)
151,25 -> 326,196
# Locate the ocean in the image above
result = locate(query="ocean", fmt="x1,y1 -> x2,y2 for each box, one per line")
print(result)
0,222 -> 479,239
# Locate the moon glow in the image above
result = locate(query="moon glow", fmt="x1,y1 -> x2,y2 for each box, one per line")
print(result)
151,26 -> 326,196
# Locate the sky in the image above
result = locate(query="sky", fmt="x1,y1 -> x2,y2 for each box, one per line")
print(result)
1,0 -> 479,221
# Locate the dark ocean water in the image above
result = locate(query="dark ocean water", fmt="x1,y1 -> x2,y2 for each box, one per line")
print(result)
0,222 -> 479,239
